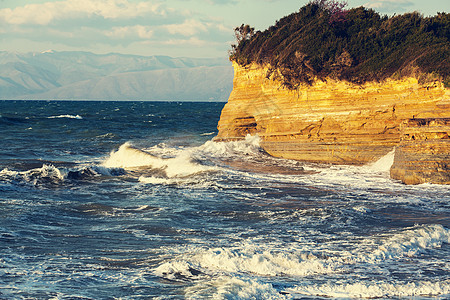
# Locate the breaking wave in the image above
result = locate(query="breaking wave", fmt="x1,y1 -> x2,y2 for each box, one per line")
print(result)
289,280 -> 450,299
0,164 -> 65,186
185,276 -> 287,299
154,224 -> 450,298
198,134 -> 263,158
365,148 -> 395,173
0,164 -> 124,186
48,114 -> 83,119
361,224 -> 450,263
103,142 -> 217,179
4,101 -> 448,299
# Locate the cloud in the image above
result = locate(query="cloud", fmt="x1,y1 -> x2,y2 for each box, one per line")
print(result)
106,25 -> 154,39
161,37 -> 209,46
364,0 -> 414,14
164,19 -> 208,36
206,0 -> 238,4
0,0 -> 164,25
0,0 -> 234,57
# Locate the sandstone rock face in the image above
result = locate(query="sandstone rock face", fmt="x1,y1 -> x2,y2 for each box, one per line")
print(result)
390,118 -> 450,184
216,63 -> 450,183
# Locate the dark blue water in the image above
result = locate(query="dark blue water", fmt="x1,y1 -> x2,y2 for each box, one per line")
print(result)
0,100 -> 449,299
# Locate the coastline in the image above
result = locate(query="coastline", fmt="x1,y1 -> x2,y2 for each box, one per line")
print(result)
215,62 -> 450,184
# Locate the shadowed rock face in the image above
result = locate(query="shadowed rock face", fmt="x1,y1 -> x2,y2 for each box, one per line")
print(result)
215,63 -> 450,184
390,119 -> 450,185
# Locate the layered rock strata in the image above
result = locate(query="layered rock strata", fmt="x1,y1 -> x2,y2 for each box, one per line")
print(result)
390,118 -> 450,184
215,63 -> 450,183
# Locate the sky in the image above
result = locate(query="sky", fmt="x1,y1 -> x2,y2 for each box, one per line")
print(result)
0,0 -> 448,58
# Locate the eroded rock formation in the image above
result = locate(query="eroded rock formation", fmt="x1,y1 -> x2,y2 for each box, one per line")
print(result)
215,63 -> 450,184
390,118 -> 450,184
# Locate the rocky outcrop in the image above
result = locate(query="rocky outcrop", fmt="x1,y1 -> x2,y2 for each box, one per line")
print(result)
390,118 -> 450,184
215,63 -> 450,183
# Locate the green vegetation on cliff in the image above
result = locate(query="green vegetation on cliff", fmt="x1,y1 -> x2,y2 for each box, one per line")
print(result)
230,0 -> 449,88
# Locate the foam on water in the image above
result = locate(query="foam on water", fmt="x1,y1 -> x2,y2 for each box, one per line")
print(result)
47,114 -> 83,119
289,280 -> 450,298
103,142 -> 168,169
1,100 -> 449,299
200,132 -> 216,136
185,276 -> 288,299
103,142 -> 217,178
154,223 -> 450,298
361,224 -> 450,262
110,136 -> 449,201
366,148 -> 395,173
155,246 -> 332,279
0,163 -> 126,186
198,134 -> 262,158
0,164 -> 65,185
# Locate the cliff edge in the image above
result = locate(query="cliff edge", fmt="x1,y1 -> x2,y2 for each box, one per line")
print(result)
215,63 -> 449,184
216,2 -> 449,184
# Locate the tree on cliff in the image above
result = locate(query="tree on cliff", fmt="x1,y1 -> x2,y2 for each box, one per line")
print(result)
230,0 -> 450,89
230,24 -> 255,63
311,0 -> 348,23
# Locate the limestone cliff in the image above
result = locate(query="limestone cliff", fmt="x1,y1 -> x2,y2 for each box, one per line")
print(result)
390,118 -> 450,184
215,63 -> 450,184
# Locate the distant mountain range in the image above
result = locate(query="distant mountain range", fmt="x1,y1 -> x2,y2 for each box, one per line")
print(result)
0,51 -> 234,101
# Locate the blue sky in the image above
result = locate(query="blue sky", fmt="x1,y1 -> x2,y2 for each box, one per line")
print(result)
0,0 -> 448,58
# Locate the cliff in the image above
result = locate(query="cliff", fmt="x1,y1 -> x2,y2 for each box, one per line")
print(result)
218,2 -> 450,184
391,118 -> 450,184
215,63 -> 450,184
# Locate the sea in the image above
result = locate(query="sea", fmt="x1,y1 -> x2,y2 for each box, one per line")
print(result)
0,100 -> 449,299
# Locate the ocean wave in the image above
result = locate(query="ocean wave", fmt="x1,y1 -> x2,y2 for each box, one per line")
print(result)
0,164 -> 65,186
66,165 -> 124,180
289,280 -> 450,298
198,134 -> 262,158
359,224 -> 450,263
365,148 -> 395,173
154,242 -> 335,283
200,132 -> 216,136
154,224 -> 450,298
47,114 -> 83,119
105,136 -> 307,184
0,114 -> 29,124
103,142 -> 217,178
74,203 -> 160,217
138,176 -> 174,185
0,164 -> 125,186
185,276 -> 288,299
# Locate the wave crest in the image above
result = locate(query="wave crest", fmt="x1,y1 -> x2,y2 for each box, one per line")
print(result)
0,164 -> 65,186
103,142 -> 216,178
48,114 -> 83,119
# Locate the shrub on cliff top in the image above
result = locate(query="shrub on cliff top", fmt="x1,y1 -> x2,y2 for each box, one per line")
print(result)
230,1 -> 450,88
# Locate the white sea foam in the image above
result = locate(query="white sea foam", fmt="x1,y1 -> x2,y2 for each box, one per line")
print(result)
195,247 -> 332,277
154,260 -> 203,281
103,142 -> 216,178
0,164 -> 65,185
138,176 -> 173,185
198,134 -> 262,158
155,224 -> 450,298
366,148 -> 395,173
185,276 -> 288,300
103,143 -> 164,169
48,114 -> 83,119
361,224 -> 450,262
111,135 -> 264,182
154,243 -> 334,283
289,280 -> 450,298
200,132 -> 216,136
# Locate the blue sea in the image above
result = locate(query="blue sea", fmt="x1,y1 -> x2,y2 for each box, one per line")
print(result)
0,100 -> 449,299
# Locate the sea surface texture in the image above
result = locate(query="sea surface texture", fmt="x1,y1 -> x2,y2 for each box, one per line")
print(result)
0,101 -> 449,299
